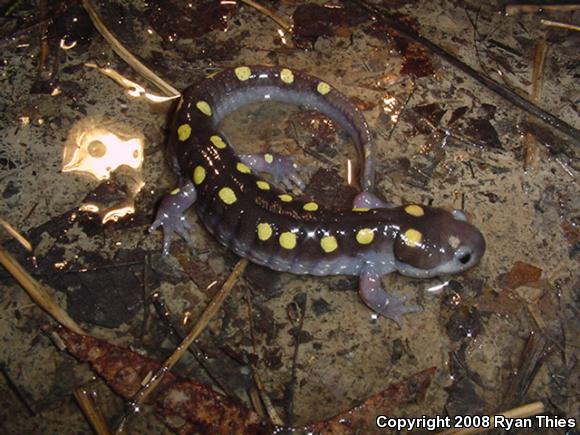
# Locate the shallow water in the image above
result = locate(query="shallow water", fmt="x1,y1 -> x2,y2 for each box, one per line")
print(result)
0,1 -> 578,433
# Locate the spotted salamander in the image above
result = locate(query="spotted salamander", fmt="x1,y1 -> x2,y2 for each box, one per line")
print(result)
151,66 -> 485,324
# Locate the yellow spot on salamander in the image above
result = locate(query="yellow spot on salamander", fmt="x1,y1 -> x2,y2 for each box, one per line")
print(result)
278,194 -> 293,202
303,202 -> 318,211
317,82 -> 331,95
170,187 -> 180,195
264,153 -> 274,164
280,68 -> 294,84
356,228 -> 374,245
193,166 -> 206,185
448,235 -> 461,249
236,162 -> 251,174
257,222 -> 272,241
196,101 -> 212,116
177,124 -> 191,141
352,207 -> 370,212
279,231 -> 296,249
210,135 -> 227,149
234,66 -> 252,81
404,228 -> 422,247
218,187 -> 237,205
256,180 -> 270,190
404,204 -> 424,217
320,235 -> 337,253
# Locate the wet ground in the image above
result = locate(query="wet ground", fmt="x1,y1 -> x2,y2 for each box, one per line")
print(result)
0,0 -> 578,433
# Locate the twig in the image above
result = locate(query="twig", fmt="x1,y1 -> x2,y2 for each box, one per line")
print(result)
0,364 -> 36,415
500,332 -> 552,411
139,254 -> 152,339
287,296 -> 307,425
505,4 -> 580,14
85,63 -> 178,103
244,286 -> 285,425
74,386 -> 113,435
540,19 -> 580,32
240,0 -> 291,33
81,0 -> 179,97
115,258 -> 248,433
151,292 -> 241,400
440,401 -> 545,434
0,246 -> 84,334
36,0 -> 49,75
351,0 -> 580,146
2,0 -> 25,16
0,217 -> 32,251
530,42 -> 548,103
524,41 -> 548,170
387,83 -> 415,141
253,371 -> 285,426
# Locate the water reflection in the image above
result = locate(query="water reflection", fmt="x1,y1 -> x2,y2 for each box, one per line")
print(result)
63,119 -> 145,223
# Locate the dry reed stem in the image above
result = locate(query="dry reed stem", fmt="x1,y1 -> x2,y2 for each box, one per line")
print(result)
82,0 -> 180,97
505,4 -> 580,14
74,386 -> 113,435
115,258 -> 248,433
240,0 -> 292,32
0,246 -> 84,334
0,217 -> 32,251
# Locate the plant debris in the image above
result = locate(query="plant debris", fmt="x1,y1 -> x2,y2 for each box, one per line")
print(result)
47,325 -> 436,434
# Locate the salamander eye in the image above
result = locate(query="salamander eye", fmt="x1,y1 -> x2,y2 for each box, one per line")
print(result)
458,252 -> 471,264
454,246 -> 472,265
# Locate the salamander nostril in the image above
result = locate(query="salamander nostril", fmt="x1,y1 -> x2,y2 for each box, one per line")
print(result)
458,253 -> 471,264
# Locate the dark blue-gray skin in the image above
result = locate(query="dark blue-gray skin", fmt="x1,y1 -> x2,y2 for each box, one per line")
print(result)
151,65 -> 486,325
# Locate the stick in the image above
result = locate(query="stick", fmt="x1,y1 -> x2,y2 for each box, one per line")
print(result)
540,19 -> 580,32
0,217 -> 32,251
351,0 -> 580,146
240,0 -> 291,33
524,41 -> 548,170
74,386 -> 113,435
505,4 -> 580,14
81,0 -> 179,97
0,246 -> 84,334
115,259 -> 248,432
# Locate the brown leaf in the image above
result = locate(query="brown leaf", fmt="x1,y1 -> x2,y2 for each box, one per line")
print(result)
47,326 -> 436,434
498,261 -> 543,290
306,367 -> 436,433
47,326 -> 271,434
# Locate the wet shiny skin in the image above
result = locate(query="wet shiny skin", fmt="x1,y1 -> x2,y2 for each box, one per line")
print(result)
151,66 -> 486,324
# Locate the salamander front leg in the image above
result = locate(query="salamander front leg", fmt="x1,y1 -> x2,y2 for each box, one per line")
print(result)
149,180 -> 197,255
358,265 -> 420,326
239,153 -> 305,190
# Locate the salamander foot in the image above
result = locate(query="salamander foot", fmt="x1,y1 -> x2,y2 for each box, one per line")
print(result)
239,153 -> 305,190
359,266 -> 421,326
149,180 -> 197,255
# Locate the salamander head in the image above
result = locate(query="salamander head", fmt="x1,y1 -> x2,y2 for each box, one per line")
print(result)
393,207 -> 485,278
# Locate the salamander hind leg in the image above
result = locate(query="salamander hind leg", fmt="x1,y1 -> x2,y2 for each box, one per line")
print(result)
239,153 -> 305,190
149,180 -> 197,255
358,265 -> 421,326
353,191 -> 393,210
